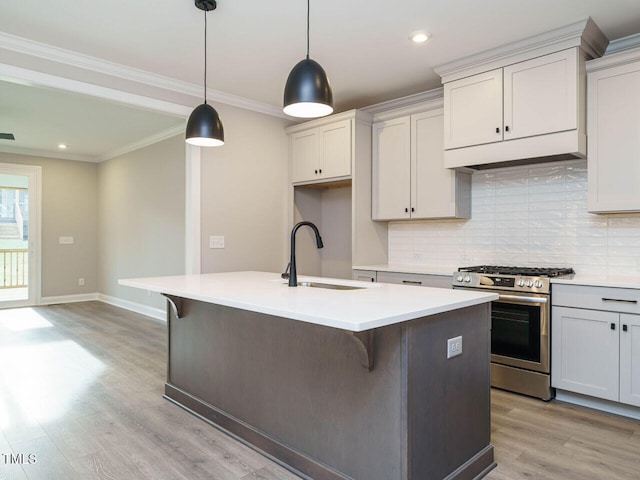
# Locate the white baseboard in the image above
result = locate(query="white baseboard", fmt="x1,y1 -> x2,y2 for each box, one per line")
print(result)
41,293 -> 100,304
97,293 -> 166,322
555,390 -> 640,420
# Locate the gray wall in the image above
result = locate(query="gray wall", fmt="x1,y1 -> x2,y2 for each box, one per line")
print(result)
0,105 -> 290,311
200,106 -> 290,274
0,153 -> 99,298
98,134 -> 185,309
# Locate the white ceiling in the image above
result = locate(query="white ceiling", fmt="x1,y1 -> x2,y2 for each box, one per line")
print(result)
1,0 -> 640,160
0,80 -> 184,162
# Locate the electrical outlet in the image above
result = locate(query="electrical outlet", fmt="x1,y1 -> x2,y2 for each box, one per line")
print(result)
447,336 -> 462,359
78,277 -> 85,286
209,236 -> 225,249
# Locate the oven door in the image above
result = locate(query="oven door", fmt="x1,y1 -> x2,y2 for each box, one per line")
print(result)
491,293 -> 549,374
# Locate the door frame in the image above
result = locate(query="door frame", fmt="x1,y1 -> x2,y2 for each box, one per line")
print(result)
0,162 -> 42,307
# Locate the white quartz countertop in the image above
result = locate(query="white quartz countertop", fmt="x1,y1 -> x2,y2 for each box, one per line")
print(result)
353,264 -> 455,276
119,271 -> 497,332
552,274 -> 640,289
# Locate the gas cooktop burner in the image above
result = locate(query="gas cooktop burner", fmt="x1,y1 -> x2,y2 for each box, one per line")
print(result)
458,265 -> 575,277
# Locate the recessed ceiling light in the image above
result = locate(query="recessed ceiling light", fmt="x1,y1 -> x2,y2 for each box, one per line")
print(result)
58,144 -> 68,149
410,31 -> 430,44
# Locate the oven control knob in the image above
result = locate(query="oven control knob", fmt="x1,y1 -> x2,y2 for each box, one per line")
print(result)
456,275 -> 464,282
526,280 -> 534,287
517,279 -> 525,287
534,280 -> 543,288
464,275 -> 472,283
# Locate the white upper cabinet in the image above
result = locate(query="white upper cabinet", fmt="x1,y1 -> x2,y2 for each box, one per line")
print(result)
435,18 -> 608,169
290,118 -> 352,184
444,69 -> 503,149
373,108 -> 471,221
586,49 -> 640,213
318,119 -> 352,180
503,49 -> 578,140
372,116 -> 411,220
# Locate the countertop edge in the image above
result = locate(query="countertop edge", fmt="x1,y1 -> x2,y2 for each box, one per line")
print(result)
119,273 -> 497,332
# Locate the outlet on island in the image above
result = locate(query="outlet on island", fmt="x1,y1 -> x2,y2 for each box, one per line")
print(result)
447,335 -> 462,359
78,277 -> 85,286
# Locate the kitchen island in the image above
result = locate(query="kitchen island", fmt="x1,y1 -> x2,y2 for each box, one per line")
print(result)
119,271 -> 497,480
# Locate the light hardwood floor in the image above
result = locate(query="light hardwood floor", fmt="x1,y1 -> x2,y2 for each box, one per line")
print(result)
0,301 -> 639,480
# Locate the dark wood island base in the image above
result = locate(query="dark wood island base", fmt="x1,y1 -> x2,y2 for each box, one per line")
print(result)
162,298 -> 494,480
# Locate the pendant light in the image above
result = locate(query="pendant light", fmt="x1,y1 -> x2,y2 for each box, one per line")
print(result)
186,0 -> 224,147
283,0 -> 333,118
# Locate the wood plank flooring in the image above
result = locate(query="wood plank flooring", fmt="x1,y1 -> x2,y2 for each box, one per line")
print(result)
0,301 -> 639,480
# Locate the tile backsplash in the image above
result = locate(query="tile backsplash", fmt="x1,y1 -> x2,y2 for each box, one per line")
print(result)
388,159 -> 640,275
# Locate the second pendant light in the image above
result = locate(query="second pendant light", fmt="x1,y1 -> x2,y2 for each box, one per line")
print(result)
283,0 -> 333,118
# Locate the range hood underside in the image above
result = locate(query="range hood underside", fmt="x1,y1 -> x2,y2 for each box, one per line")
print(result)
444,130 -> 586,170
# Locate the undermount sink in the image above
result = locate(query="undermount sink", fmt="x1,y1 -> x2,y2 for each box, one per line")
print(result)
297,281 -> 365,290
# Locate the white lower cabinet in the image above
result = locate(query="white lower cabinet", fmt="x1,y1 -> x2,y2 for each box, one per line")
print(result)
552,284 -> 640,408
352,269 -> 451,289
551,306 -> 619,401
620,314 -> 640,406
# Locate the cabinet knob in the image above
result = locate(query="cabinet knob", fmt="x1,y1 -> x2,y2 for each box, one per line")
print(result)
411,207 -> 415,212
496,127 -> 500,134
505,126 -> 510,132
623,324 -> 628,332
611,323 -> 616,330
319,169 -> 322,174
405,208 -> 409,213
314,169 -> 318,174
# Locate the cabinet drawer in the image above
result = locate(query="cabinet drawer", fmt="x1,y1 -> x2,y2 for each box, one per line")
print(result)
553,284 -> 640,314
377,271 -> 452,289
352,270 -> 376,282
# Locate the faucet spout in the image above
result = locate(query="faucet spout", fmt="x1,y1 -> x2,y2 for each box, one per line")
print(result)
288,221 -> 323,287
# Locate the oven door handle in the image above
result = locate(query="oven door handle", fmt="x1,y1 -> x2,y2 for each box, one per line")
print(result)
497,294 -> 547,304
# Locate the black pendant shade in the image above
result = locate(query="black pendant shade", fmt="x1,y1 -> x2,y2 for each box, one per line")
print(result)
283,58 -> 333,118
283,0 -> 333,118
186,0 -> 224,147
186,103 -> 224,147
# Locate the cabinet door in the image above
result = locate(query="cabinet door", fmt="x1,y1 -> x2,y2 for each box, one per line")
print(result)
503,49 -> 578,141
411,109 -> 468,218
444,69 -> 503,149
291,128 -> 319,183
319,119 -> 352,179
551,306 -> 619,401
620,314 -> 640,407
587,62 -> 640,213
372,117 -> 411,220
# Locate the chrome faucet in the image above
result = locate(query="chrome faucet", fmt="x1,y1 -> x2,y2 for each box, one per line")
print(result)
284,221 -> 324,287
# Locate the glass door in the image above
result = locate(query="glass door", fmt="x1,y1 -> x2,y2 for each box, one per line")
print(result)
0,164 -> 41,308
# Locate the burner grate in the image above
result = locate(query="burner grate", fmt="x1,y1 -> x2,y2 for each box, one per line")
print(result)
458,265 -> 574,277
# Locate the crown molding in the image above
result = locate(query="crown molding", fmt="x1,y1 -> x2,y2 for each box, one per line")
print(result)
434,17 -> 608,83
0,145 -> 95,163
99,124 -> 184,162
0,32 -> 287,119
362,88 -> 444,122
586,44 -> 640,73
604,33 -> 640,56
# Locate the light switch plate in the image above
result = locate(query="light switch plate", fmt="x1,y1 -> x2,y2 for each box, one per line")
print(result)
209,236 -> 225,249
59,236 -> 74,245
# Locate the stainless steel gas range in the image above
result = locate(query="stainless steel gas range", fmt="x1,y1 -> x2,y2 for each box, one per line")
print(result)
452,265 -> 574,401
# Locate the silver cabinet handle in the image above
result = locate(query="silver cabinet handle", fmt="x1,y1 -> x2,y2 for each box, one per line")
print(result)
497,294 -> 547,304
602,298 -> 638,304
402,280 -> 422,285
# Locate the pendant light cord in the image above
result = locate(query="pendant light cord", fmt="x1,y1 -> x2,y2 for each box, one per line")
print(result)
204,9 -> 208,104
306,0 -> 310,59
